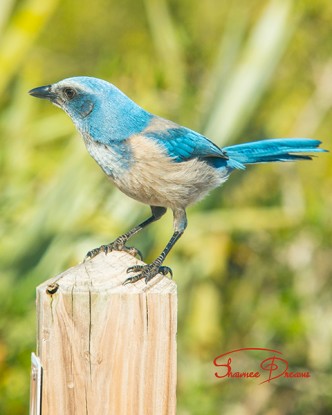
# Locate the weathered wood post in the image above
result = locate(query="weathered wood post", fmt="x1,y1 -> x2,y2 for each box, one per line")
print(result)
35,251 -> 177,414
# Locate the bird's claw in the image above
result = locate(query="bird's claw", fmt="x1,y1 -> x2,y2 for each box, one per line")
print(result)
123,263 -> 172,285
84,242 -> 143,262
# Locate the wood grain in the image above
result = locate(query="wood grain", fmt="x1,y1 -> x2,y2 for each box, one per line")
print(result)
36,251 -> 177,415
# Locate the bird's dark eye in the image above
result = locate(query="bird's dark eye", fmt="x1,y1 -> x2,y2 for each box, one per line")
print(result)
63,87 -> 76,100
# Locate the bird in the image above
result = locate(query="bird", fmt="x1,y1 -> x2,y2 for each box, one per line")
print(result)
29,76 -> 326,284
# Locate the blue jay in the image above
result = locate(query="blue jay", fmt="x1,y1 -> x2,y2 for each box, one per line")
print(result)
29,77 -> 326,283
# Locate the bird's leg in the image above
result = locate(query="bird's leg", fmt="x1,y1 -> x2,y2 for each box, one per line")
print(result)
85,206 -> 166,261
124,208 -> 187,284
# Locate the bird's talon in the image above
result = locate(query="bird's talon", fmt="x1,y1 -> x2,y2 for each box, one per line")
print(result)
123,276 -> 139,285
84,242 -> 142,262
159,266 -> 173,278
124,263 -> 172,284
126,265 -> 143,274
84,247 -> 103,261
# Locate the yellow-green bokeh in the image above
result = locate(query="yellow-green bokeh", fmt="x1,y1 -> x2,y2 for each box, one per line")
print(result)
0,0 -> 331,414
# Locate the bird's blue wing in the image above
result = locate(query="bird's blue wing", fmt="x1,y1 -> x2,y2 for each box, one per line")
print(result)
145,127 -> 228,162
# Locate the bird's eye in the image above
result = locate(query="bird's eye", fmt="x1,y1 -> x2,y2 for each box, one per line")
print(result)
63,87 -> 76,100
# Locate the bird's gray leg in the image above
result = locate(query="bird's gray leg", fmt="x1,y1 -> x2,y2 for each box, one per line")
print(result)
124,208 -> 187,284
85,206 -> 167,261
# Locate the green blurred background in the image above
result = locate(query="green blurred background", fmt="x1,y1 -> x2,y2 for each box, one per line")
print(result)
0,0 -> 331,413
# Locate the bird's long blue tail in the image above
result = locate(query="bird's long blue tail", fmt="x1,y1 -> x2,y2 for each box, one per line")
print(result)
224,138 -> 326,170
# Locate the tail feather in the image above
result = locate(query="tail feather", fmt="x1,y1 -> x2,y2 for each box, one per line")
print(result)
224,139 -> 326,168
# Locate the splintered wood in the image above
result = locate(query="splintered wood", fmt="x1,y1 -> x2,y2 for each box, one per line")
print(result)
36,251 -> 177,415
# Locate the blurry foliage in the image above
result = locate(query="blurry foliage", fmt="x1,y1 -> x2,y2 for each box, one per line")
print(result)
0,0 -> 331,414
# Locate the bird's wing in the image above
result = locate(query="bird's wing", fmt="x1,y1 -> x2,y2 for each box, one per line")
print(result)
144,127 -> 228,162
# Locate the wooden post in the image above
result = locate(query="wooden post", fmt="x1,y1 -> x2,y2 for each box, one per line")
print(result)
36,251 -> 177,414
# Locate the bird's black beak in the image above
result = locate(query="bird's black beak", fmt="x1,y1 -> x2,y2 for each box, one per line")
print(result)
28,85 -> 56,101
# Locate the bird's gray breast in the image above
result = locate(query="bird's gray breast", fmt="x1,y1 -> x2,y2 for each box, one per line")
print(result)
82,133 -> 130,179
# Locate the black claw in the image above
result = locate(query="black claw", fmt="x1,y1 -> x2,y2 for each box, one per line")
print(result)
123,263 -> 173,285
123,275 -> 143,285
84,242 -> 142,262
159,266 -> 173,278
84,244 -> 107,261
126,265 -> 143,274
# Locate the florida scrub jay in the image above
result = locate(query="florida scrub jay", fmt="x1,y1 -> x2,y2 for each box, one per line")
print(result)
29,77 -> 326,283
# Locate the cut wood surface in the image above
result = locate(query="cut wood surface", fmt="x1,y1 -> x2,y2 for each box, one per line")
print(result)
36,251 -> 177,415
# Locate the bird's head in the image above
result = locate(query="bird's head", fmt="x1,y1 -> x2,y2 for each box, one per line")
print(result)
29,76 -> 152,142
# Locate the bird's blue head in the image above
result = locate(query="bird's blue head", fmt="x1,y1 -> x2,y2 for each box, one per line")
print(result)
29,76 -> 152,144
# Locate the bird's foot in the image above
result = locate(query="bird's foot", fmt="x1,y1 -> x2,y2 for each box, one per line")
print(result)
124,263 -> 173,285
84,240 -> 142,262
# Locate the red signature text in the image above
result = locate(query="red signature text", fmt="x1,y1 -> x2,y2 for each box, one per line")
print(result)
214,348 -> 310,384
